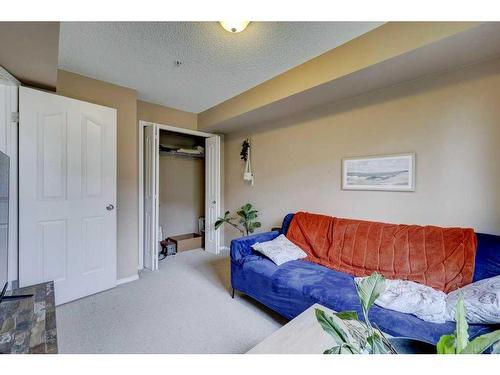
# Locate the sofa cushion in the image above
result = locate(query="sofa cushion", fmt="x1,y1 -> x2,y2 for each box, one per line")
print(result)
356,277 -> 448,323
446,275 -> 500,324
287,212 -> 477,293
252,234 -> 307,266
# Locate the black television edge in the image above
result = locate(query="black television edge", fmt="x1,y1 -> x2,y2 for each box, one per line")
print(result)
0,150 -> 31,305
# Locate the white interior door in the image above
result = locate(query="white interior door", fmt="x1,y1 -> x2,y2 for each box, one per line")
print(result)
205,135 -> 221,254
19,87 -> 117,305
143,124 -> 159,270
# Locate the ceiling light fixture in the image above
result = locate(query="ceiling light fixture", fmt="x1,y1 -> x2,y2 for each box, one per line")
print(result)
219,21 -> 250,33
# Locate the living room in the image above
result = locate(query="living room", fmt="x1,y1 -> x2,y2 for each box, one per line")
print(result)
1,0 -> 499,373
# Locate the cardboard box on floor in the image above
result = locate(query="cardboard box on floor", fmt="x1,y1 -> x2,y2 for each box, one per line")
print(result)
169,233 -> 203,252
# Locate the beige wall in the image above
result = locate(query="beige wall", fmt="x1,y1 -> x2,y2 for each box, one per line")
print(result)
199,22 -> 481,130
224,57 -> 500,245
137,100 -> 197,129
0,22 -> 60,90
57,70 -> 139,279
159,156 -> 205,238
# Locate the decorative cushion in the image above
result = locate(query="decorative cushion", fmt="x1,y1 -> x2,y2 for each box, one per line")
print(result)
252,234 -> 307,266
286,212 -> 477,293
355,277 -> 448,323
446,275 -> 500,324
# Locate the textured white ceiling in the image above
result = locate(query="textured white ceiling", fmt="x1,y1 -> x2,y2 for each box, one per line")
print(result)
59,22 -> 382,113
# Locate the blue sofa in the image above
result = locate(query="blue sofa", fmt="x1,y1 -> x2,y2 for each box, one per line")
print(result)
230,213 -> 500,344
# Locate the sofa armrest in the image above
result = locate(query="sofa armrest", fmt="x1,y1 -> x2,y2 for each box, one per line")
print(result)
230,231 -> 280,265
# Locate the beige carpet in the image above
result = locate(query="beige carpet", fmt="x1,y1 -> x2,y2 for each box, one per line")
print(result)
56,249 -> 287,353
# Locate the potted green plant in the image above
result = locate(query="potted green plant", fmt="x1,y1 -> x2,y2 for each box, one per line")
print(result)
214,203 -> 261,236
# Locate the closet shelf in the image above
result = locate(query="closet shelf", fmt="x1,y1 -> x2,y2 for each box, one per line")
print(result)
160,150 -> 205,158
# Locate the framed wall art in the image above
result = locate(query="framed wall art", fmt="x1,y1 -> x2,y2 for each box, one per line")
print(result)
342,153 -> 415,191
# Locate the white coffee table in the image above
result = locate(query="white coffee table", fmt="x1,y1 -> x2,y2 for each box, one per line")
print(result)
247,303 -> 344,354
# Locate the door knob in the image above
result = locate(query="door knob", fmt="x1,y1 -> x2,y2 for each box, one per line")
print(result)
212,200 -> 216,204
106,204 -> 115,211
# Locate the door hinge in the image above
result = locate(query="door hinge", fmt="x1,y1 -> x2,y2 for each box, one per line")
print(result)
11,112 -> 19,123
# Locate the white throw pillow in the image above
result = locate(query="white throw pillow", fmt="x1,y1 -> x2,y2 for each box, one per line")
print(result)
252,234 -> 307,266
355,277 -> 448,323
445,275 -> 500,324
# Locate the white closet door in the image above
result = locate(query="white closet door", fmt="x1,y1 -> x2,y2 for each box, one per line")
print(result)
19,87 -> 117,305
143,124 -> 159,270
205,135 -> 221,254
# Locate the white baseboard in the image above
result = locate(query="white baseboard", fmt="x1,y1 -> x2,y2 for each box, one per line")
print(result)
220,246 -> 230,252
116,274 -> 139,286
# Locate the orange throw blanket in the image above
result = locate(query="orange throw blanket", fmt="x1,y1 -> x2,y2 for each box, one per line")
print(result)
286,212 -> 477,293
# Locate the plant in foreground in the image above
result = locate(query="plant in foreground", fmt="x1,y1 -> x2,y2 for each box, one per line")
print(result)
316,272 -> 500,354
436,295 -> 500,354
316,272 -> 396,354
214,203 -> 261,236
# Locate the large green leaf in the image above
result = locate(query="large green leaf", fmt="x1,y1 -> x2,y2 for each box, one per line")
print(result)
335,311 -> 359,321
214,219 -> 225,230
315,309 -> 348,343
454,294 -> 469,353
492,341 -> 500,354
460,330 -> 500,354
324,346 -> 342,354
246,212 -> 258,220
437,334 -> 457,354
214,211 -> 231,230
367,332 -> 391,354
248,222 -> 261,234
355,272 -> 386,313
315,309 -> 357,353
342,343 -> 361,354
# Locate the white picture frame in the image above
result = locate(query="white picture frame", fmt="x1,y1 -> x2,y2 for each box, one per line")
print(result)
342,153 -> 415,191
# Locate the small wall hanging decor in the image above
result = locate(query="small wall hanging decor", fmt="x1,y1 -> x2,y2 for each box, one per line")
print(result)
240,139 -> 250,161
342,153 -> 415,191
241,138 -> 254,186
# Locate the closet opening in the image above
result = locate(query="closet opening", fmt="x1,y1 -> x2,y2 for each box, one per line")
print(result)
139,122 -> 221,271
158,129 -> 205,258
